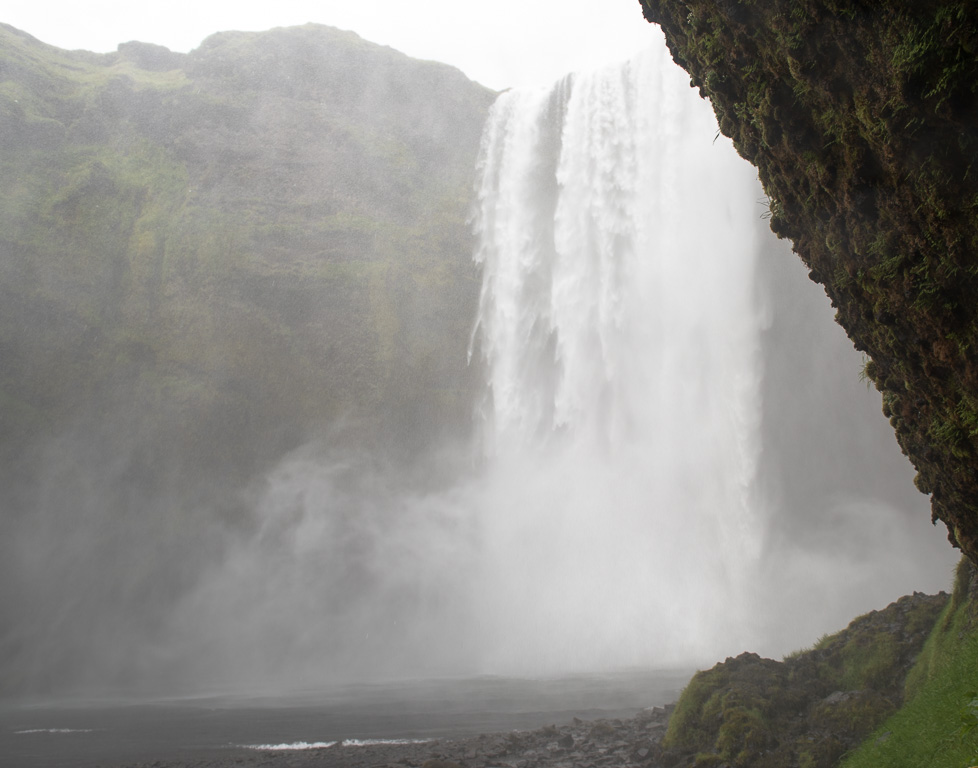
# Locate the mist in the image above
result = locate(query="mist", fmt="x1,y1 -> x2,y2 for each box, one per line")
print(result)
0,34 -> 958,700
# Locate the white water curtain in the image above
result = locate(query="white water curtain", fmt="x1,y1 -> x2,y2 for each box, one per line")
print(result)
469,44 -> 768,671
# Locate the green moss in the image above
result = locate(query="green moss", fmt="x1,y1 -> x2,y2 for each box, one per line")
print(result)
692,753 -> 726,767
715,706 -> 771,765
658,590 -> 947,768
840,633 -> 901,689
664,666 -> 729,750
813,691 -> 895,735
641,0 -> 978,565
0,19 -> 493,497
841,561 -> 978,768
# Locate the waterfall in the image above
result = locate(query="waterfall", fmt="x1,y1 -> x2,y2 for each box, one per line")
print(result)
109,40 -> 955,694
467,45 -> 770,672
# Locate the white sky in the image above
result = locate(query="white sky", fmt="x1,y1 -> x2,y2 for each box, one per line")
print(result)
4,0 -> 660,91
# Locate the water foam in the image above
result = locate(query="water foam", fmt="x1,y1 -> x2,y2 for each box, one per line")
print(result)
241,741 -> 336,750
14,729 -> 95,734
240,738 -> 431,750
469,43 -> 767,671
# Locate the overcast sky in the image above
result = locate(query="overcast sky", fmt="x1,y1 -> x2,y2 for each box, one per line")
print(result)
4,0 -> 659,91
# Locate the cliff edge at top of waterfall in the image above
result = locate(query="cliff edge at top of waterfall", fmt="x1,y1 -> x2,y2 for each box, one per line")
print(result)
637,0 -> 978,568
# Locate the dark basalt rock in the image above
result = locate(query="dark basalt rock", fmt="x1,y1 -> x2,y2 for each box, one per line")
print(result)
637,0 -> 978,567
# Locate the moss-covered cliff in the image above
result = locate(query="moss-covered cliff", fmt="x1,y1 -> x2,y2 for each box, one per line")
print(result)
0,22 -> 494,486
658,560 -> 978,768
660,589 -> 948,767
637,1 -> 978,565
0,23 -> 494,693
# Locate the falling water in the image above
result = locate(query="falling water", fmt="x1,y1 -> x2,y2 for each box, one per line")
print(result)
457,33 -> 967,677
5,40 -> 957,699
465,45 -> 770,672
147,45 -> 778,685
144,43 -> 953,689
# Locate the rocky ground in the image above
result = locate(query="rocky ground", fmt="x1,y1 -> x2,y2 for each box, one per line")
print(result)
103,588 -> 963,768
118,705 -> 674,768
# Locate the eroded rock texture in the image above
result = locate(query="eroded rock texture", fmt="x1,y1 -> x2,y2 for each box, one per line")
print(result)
638,0 -> 978,564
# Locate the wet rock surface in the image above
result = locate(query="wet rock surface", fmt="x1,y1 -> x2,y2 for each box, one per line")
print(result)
657,591 -> 949,768
118,705 -> 675,768
638,0 -> 978,567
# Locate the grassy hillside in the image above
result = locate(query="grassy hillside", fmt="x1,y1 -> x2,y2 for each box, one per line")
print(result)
655,560 -> 978,768
841,559 -> 978,767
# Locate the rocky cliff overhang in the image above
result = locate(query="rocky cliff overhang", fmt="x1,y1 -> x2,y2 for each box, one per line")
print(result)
638,0 -> 978,565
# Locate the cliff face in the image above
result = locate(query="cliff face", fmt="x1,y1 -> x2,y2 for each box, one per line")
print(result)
638,1 -> 978,564
0,23 -> 494,693
0,23 -> 494,487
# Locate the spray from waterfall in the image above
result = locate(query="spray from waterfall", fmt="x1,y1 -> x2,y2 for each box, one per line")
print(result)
4,38 -> 956,697
465,45 -> 770,672
140,41 -> 954,689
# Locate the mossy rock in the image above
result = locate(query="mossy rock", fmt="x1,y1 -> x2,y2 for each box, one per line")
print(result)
715,706 -> 772,765
639,0 -> 978,568
661,592 -> 947,767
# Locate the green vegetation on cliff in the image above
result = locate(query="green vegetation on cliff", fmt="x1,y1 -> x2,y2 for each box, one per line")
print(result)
635,3 -> 978,763
638,0 -> 978,566
0,22 -> 494,694
841,559 -> 978,767
0,22 -> 494,485
659,588 -> 948,767
658,561 -> 978,768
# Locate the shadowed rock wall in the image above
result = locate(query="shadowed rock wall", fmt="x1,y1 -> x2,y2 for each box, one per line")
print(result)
638,0 -> 978,564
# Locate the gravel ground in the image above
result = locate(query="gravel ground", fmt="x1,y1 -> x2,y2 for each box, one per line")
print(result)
117,705 -> 675,768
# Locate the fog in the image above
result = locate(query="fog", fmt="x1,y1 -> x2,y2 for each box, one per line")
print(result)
0,37 -> 959,700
